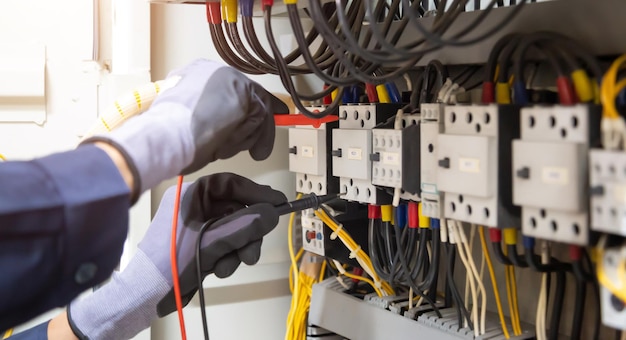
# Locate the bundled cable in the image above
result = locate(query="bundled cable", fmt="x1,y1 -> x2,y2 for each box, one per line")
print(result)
315,207 -> 395,296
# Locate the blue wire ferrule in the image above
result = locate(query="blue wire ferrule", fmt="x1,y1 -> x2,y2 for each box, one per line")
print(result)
522,236 -> 535,249
430,218 -> 440,229
513,80 -> 529,105
395,204 -> 407,229
385,82 -> 401,103
342,87 -> 352,104
240,0 -> 254,17
350,85 -> 361,104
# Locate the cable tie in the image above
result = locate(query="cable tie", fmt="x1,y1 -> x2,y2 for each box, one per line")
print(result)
349,245 -> 361,259
330,224 -> 343,240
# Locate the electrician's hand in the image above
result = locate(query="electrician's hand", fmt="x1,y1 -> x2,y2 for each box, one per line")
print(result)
81,59 -> 289,195
67,173 -> 286,340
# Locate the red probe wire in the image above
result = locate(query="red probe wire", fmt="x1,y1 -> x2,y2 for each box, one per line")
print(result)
170,175 -> 187,340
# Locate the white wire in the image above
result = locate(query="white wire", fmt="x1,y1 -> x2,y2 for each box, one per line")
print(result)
451,221 -> 480,336
456,221 -> 487,335
536,241 -> 550,340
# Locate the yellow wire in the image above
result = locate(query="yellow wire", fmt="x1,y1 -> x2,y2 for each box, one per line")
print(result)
2,329 -> 13,339
286,194 -> 303,340
503,246 -> 522,335
315,209 -> 395,295
342,272 -> 383,297
596,247 -> 626,302
479,227 -> 510,339
601,54 -> 626,119
289,248 -> 304,293
509,266 -> 522,335
318,260 -> 327,283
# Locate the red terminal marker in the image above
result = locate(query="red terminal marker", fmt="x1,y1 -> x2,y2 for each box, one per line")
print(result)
274,114 -> 339,128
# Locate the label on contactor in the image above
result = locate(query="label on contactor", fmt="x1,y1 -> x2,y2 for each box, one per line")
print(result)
347,148 -> 363,160
382,152 -> 400,165
459,157 -> 480,173
542,167 -> 569,185
301,146 -> 314,158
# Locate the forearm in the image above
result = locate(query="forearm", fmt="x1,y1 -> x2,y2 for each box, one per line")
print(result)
93,142 -> 135,197
48,313 -> 78,340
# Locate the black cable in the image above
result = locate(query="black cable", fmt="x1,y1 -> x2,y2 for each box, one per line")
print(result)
524,246 -> 572,272
196,218 -> 220,340
393,225 -> 442,317
491,241 -> 513,266
571,273 -> 586,340
507,244 -> 529,268
446,244 -> 474,330
264,5 -> 343,118
549,271 -> 566,340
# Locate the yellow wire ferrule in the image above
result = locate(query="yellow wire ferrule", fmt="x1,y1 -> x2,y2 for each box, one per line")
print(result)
331,88 -> 340,103
503,228 -> 518,246
418,203 -> 430,228
571,69 -> 594,103
376,84 -> 391,103
496,82 -> 511,104
284,0 -> 297,4
223,0 -> 238,23
381,205 -> 393,222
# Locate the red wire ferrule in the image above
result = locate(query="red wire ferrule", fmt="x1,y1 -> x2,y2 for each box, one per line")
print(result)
408,202 -> 419,229
482,81 -> 495,104
365,83 -> 379,103
351,267 -> 364,283
262,0 -> 274,8
556,76 -> 577,105
489,228 -> 502,243
368,205 -> 381,219
206,1 -> 222,24
569,245 -> 582,261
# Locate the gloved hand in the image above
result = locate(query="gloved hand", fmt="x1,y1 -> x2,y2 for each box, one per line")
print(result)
67,173 -> 287,340
82,59 -> 289,196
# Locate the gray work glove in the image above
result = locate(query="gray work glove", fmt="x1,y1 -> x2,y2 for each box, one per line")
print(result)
82,59 -> 289,196
68,173 -> 287,340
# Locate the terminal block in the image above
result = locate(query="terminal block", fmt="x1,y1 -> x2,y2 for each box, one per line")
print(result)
288,107 -> 339,195
421,103 -> 445,218
371,114 -> 421,200
590,150 -> 626,236
436,104 -> 520,227
332,103 -> 399,204
513,104 -> 601,245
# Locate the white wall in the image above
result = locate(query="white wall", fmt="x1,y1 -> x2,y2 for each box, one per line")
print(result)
150,3 -> 303,340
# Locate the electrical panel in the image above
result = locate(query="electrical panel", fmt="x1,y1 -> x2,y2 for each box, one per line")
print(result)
436,104 -> 520,228
371,114 -> 420,201
590,150 -> 626,237
288,107 -> 339,195
420,103 -> 444,218
513,105 -> 601,245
